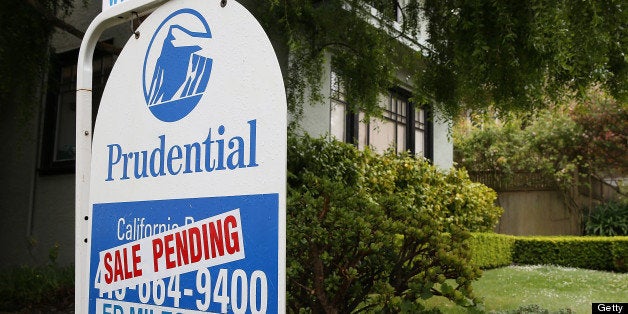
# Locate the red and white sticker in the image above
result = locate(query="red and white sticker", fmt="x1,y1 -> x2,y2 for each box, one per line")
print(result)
94,209 -> 244,293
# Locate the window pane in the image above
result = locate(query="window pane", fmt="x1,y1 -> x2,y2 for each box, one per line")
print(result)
54,90 -> 76,161
330,71 -> 345,102
358,112 -> 368,150
330,100 -> 346,141
369,118 -> 396,154
397,124 -> 406,153
415,129 -> 425,155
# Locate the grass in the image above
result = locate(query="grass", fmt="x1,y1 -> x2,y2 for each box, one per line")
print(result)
423,265 -> 628,313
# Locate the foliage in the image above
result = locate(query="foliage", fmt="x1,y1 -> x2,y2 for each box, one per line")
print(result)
253,0 -> 628,122
286,135 -> 503,313
611,240 -> 628,272
468,233 -> 628,272
0,0 -> 76,121
422,0 -> 628,117
570,91 -> 628,173
3,0 -> 627,124
0,245 -> 74,312
468,233 -> 515,269
584,199 -> 628,236
513,236 -> 628,272
454,94 -> 627,211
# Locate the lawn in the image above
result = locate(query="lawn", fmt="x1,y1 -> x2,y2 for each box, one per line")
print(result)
423,265 -> 628,313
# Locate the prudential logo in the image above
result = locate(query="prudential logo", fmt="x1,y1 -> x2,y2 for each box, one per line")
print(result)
143,9 -> 213,122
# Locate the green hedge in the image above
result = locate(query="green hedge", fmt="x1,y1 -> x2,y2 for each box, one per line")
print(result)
470,234 -> 628,272
469,233 -> 515,269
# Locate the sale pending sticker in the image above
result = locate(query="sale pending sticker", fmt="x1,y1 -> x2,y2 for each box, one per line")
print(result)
89,194 -> 278,313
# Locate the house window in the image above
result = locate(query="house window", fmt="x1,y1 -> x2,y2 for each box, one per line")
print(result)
330,71 -> 433,159
40,47 -> 115,174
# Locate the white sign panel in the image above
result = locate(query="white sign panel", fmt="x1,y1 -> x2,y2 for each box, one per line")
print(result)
85,0 -> 286,312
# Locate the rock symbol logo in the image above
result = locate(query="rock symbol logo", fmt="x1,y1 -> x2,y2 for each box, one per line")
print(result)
143,9 -> 213,122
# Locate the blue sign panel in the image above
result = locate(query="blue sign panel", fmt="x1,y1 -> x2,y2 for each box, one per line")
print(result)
89,194 -> 279,313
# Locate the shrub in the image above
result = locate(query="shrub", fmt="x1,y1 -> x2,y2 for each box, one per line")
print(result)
611,240 -> 628,272
286,135 -> 503,312
513,236 -> 628,272
469,233 -> 515,269
584,199 -> 628,236
0,264 -> 74,311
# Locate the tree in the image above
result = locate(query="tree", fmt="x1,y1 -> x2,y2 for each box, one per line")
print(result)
254,0 -> 627,120
2,0 -> 626,121
0,1 -> 66,119
453,91 -> 627,212
0,0 -> 114,121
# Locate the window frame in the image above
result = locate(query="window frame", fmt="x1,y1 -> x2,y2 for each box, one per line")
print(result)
329,72 -> 433,159
39,45 -> 115,175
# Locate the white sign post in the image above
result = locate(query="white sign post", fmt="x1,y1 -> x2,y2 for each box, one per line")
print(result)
77,1 -> 286,313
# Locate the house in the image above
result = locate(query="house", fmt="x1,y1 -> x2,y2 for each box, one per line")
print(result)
0,0 -> 453,268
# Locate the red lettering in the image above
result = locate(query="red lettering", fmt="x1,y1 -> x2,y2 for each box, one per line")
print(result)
224,215 -> 240,254
201,224 -> 210,260
122,248 -> 133,280
188,226 -> 202,263
164,234 -> 175,269
175,230 -> 189,266
104,252 -> 113,284
113,249 -> 124,282
132,244 -> 142,277
209,220 -> 224,258
152,238 -> 164,272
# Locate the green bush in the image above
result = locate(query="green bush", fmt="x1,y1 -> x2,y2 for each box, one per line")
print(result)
468,233 -> 628,272
469,233 -> 515,269
513,236 -> 628,272
0,264 -> 74,311
611,240 -> 628,272
286,135 -> 503,312
584,199 -> 628,236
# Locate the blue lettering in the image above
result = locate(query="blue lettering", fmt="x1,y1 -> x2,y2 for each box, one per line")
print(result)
203,129 -> 215,172
183,142 -> 202,173
150,135 -> 166,177
130,307 -> 154,314
132,151 -> 149,179
216,125 -> 226,170
227,136 -> 245,169
104,120 -> 259,181
167,145 -> 183,175
121,152 -> 131,180
247,119 -> 259,167
103,303 -> 112,314
106,144 -> 122,181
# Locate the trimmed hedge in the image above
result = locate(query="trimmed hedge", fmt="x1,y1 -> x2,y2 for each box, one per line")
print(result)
470,234 -> 628,272
469,233 -> 515,269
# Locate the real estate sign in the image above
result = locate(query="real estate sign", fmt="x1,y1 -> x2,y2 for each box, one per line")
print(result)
85,0 -> 286,312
